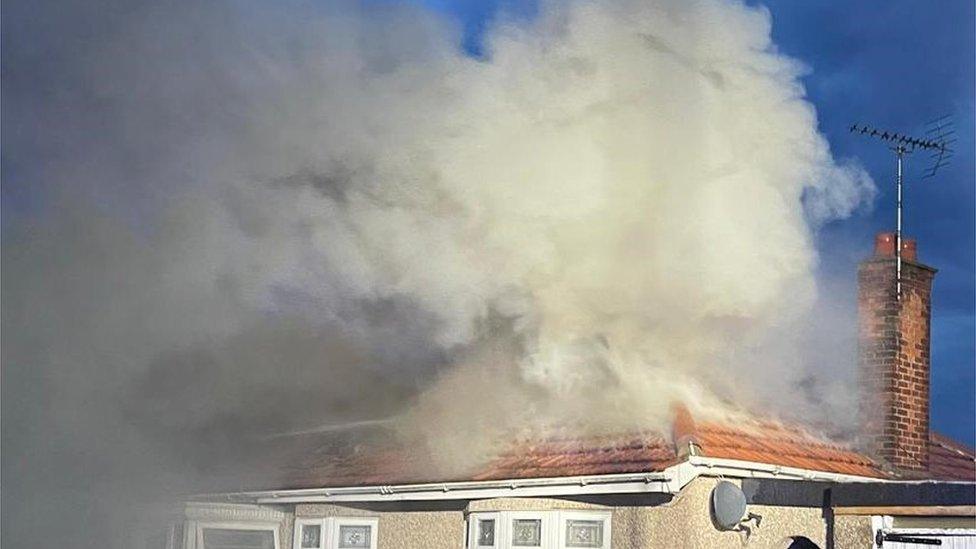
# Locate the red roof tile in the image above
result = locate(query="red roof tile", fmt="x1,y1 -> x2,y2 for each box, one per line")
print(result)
473,434 -> 677,481
929,432 -> 976,481
269,422 -> 886,490
262,410 -> 975,490
691,421 -> 884,478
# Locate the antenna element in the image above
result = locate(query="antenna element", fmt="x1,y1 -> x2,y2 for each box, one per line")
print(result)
849,119 -> 952,299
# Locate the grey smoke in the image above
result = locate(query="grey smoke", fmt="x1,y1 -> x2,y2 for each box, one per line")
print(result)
3,0 -> 874,547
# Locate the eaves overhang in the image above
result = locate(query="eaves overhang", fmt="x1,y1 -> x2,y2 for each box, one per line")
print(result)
195,457 -> 890,505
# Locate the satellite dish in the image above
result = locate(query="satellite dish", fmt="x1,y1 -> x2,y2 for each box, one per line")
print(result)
710,481 -> 747,530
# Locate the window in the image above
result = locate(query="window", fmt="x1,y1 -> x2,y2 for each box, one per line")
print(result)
467,511 -> 610,549
564,519 -> 603,548
558,513 -> 609,549
477,518 -> 496,546
295,519 -> 325,549
203,529 -> 275,549
194,523 -> 279,549
300,523 -> 322,548
293,518 -> 378,549
469,511 -> 500,548
336,519 -> 376,549
512,519 -> 543,546
477,519 -> 495,547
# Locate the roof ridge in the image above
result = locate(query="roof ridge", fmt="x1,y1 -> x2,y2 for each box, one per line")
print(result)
670,402 -> 702,458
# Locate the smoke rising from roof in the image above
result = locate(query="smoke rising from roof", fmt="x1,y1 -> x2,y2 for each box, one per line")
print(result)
3,0 -> 874,546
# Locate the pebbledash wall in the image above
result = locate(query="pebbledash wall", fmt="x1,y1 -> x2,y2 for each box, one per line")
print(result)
609,477 -> 871,549
184,476 -> 871,549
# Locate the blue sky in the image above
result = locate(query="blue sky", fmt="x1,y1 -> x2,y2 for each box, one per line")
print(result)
420,0 -> 976,445
765,0 -> 975,447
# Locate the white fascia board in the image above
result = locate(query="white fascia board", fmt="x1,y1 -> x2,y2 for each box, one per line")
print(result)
694,458 -> 975,486
256,478 -> 673,503
686,456 -> 886,483
198,458 -> 895,505
199,466 -> 694,505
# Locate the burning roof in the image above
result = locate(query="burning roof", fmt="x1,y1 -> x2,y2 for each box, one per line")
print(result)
236,408 -> 973,493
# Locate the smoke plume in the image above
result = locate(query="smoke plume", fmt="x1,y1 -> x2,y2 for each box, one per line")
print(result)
2,0 -> 873,547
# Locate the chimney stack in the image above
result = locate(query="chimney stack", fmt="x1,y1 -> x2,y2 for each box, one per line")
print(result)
858,232 -> 936,474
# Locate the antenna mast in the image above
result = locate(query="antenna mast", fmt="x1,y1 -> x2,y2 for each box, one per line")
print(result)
850,118 -> 953,299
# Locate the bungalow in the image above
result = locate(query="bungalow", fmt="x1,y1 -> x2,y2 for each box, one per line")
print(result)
168,234 -> 975,549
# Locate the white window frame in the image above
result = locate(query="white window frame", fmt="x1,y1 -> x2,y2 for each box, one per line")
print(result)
294,518 -> 327,549
467,510 -> 611,549
330,517 -> 378,549
556,511 -> 611,549
294,517 -> 379,549
194,520 -> 280,549
468,511 -> 501,549
508,511 -> 551,548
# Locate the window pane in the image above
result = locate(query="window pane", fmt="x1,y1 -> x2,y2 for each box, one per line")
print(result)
512,519 -> 542,547
477,519 -> 495,546
202,528 -> 275,549
301,524 -> 321,548
565,519 -> 603,548
338,525 -> 371,548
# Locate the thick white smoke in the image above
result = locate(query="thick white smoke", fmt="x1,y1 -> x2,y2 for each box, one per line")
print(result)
3,0 -> 874,545
195,0 -> 877,460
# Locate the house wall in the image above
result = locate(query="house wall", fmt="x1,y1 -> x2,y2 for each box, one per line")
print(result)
832,515 -> 874,549
462,478 -> 845,548
186,477 -> 888,549
611,477 -> 830,549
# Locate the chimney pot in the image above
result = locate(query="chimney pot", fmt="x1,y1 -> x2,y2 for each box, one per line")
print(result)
874,231 -> 918,262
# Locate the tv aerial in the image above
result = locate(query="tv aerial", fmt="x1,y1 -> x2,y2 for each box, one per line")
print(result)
849,116 -> 954,299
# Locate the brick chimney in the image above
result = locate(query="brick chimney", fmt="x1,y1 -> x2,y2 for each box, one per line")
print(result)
858,232 -> 937,474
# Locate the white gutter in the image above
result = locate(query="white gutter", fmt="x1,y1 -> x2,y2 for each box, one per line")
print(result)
686,456 -> 887,484
196,458 -> 891,505
212,465 -> 695,504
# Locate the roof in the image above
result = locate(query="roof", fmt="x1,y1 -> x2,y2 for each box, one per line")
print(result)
468,407 -> 890,483
689,422 -> 883,478
472,433 -> 678,481
274,432 -> 678,489
929,433 -> 976,481
266,406 -> 907,491
216,405 -> 976,496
